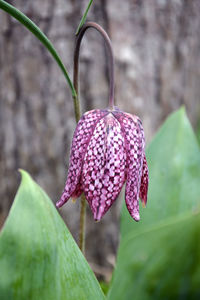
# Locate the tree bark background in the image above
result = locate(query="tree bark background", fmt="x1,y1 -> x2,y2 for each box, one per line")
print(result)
0,0 -> 200,280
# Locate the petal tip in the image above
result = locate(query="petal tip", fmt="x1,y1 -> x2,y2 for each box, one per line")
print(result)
142,201 -> 146,208
132,212 -> 140,222
56,201 -> 61,208
95,219 -> 101,223
94,214 -> 101,222
71,197 -> 77,203
56,192 -> 70,208
93,210 -> 104,222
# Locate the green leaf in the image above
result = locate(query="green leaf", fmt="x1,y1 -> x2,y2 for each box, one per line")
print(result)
0,0 -> 76,98
108,107 -> 200,300
0,170 -> 105,300
109,212 -> 200,300
76,0 -> 93,35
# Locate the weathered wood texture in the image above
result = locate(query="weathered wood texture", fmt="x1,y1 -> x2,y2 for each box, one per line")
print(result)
0,0 -> 200,278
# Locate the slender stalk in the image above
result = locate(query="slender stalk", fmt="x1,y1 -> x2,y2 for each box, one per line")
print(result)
73,22 -> 115,253
73,22 -> 115,111
79,194 -> 86,253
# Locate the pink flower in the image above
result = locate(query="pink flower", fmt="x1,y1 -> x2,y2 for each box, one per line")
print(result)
56,107 -> 148,222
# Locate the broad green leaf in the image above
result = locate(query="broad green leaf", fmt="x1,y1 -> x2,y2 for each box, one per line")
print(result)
0,170 -> 105,300
0,0 -> 76,98
109,212 -> 200,300
108,107 -> 200,300
76,0 -> 93,35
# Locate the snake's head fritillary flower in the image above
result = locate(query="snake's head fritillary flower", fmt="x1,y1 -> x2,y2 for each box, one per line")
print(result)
56,107 -> 148,222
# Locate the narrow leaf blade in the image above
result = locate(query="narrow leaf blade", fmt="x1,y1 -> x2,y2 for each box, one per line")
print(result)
0,0 -> 76,97
76,0 -> 93,35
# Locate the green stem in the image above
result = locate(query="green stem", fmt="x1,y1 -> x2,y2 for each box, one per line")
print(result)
79,194 -> 86,253
73,25 -> 84,252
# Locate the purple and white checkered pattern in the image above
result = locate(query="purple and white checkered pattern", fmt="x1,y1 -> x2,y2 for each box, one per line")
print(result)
82,114 -> 126,221
56,109 -> 107,208
57,107 -> 149,222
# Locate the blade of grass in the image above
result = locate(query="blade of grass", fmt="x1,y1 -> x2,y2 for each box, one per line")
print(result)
76,0 -> 94,35
0,0 -> 77,98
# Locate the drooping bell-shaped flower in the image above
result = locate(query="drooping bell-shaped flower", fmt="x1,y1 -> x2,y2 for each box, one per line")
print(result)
56,107 -> 148,221
56,22 -> 149,222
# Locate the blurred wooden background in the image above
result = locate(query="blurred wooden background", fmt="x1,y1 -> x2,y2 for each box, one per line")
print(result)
0,0 -> 200,280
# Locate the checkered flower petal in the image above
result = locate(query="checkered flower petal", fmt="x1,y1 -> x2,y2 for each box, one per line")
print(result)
139,154 -> 149,207
56,109 -> 107,208
113,111 -> 145,221
82,114 -> 126,221
57,107 -> 148,222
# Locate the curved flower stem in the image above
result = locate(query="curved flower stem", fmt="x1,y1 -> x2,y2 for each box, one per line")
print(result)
73,22 -> 115,253
73,21 -> 115,111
